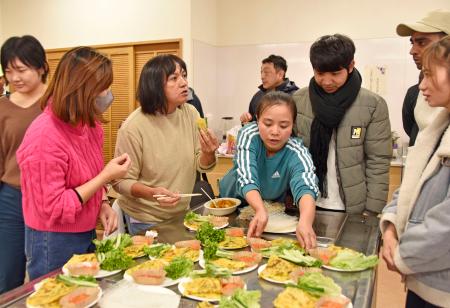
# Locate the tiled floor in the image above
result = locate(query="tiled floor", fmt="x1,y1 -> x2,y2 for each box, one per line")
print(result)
375,246 -> 407,308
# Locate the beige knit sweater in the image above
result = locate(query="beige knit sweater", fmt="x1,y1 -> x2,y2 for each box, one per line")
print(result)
113,104 -> 216,222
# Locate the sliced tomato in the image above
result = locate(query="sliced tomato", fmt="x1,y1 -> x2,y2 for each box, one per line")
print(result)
174,239 -> 201,250
226,228 -> 244,237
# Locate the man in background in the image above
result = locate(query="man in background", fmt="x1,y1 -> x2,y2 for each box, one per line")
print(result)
187,87 -> 204,118
397,9 -> 449,146
240,54 -> 298,123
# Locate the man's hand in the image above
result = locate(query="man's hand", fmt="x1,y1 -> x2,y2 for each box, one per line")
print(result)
151,187 -> 181,207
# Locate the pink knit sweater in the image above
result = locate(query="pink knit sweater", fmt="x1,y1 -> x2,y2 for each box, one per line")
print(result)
17,106 -> 104,233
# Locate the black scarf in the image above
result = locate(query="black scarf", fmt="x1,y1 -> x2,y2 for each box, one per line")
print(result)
309,69 -> 362,196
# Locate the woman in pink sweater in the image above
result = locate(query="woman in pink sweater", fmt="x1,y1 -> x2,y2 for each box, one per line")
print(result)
17,47 -> 131,279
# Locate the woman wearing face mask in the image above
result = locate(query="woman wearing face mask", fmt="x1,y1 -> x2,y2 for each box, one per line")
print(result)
0,35 -> 48,293
113,54 -> 218,235
16,46 -> 131,279
381,36 -> 450,308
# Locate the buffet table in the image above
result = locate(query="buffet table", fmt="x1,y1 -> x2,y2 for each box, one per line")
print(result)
0,206 -> 380,308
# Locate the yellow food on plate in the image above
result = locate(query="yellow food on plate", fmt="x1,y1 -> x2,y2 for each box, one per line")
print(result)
196,118 -> 208,130
197,301 -> 215,308
270,238 -> 301,247
218,236 -> 248,249
260,255 -> 299,282
124,244 -> 147,259
125,259 -> 167,275
184,216 -> 228,231
26,278 -> 77,308
183,277 -> 222,299
210,258 -> 247,272
273,287 -> 316,308
65,253 -> 97,265
161,247 -> 200,262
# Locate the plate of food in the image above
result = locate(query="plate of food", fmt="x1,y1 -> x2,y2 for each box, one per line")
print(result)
62,253 -> 122,278
183,211 -> 229,231
274,287 -> 353,308
123,235 -> 156,258
258,255 -> 322,284
218,228 -> 248,250
145,240 -> 202,263
258,263 -> 294,284
309,246 -> 378,272
199,257 -> 258,275
124,260 -> 180,287
178,276 -> 246,302
27,276 -> 102,308
249,237 -> 304,258
273,272 -> 353,308
160,240 -> 202,263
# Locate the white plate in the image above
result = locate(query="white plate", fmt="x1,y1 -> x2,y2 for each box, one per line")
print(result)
322,264 -> 371,272
204,198 -> 241,216
99,281 -> 180,308
178,277 -> 246,302
199,258 -> 258,275
183,220 -> 229,231
28,283 -> 102,308
62,266 -> 122,278
123,271 -> 182,287
257,264 -> 294,285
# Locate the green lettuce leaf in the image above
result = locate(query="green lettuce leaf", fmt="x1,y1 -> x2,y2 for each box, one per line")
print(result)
96,249 -> 134,271
287,272 -> 341,298
329,250 -> 378,270
143,243 -> 171,259
219,289 -> 261,308
279,250 -> 322,267
190,263 -> 231,278
164,256 -> 194,280
196,222 -> 225,245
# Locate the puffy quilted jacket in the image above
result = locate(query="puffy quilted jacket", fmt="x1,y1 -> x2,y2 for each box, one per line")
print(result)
293,87 -> 392,214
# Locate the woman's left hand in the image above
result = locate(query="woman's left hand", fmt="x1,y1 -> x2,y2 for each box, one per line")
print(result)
199,128 -> 219,154
99,201 -> 118,237
296,219 -> 316,249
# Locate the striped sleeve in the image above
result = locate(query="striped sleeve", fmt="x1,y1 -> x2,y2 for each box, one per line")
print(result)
235,123 -> 260,196
286,138 -> 319,205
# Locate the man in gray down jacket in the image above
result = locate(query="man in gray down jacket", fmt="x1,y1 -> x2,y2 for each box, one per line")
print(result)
293,34 -> 392,214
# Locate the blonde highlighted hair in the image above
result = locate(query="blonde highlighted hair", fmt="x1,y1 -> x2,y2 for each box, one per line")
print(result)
41,46 -> 113,126
422,36 -> 450,89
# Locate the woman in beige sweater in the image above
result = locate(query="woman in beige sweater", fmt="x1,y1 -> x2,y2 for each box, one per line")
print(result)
114,54 -> 218,235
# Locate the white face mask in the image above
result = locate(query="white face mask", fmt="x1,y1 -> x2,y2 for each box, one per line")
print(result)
96,90 -> 114,113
